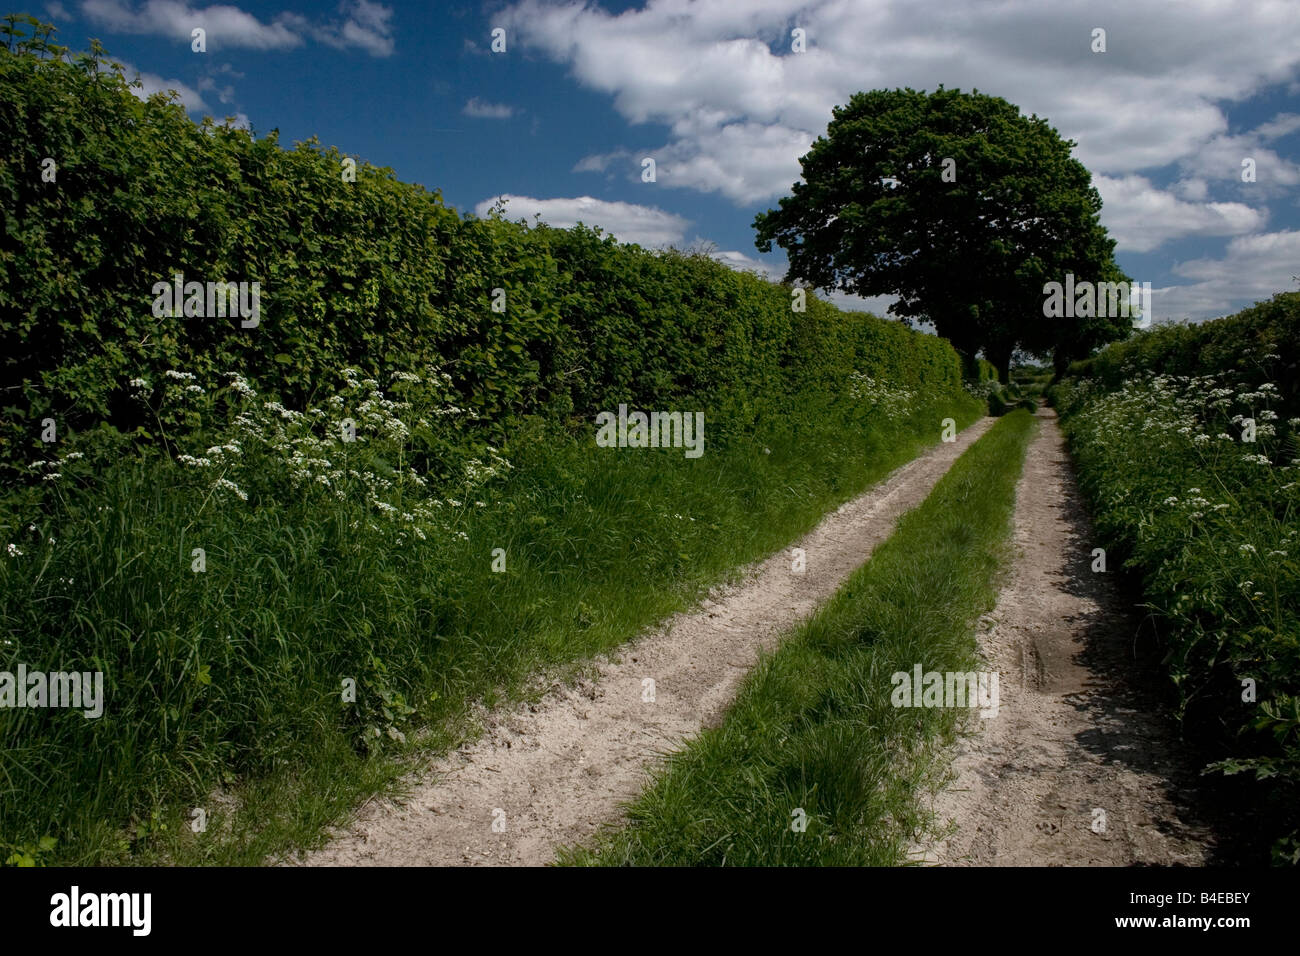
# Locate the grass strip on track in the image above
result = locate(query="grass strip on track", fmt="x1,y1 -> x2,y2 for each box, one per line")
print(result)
561,408 -> 1037,866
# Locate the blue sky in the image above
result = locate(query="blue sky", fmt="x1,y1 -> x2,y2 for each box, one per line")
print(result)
34,0 -> 1300,324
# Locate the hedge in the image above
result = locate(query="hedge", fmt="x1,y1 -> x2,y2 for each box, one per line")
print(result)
1066,292 -> 1300,418
0,26 -> 964,484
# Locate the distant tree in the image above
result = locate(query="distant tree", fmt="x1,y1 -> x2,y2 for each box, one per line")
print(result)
754,87 -> 1131,381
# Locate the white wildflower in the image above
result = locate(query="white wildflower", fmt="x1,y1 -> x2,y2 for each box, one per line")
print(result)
213,478 -> 248,501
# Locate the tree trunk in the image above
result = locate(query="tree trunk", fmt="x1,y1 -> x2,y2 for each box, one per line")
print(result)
1052,347 -> 1071,383
985,346 -> 1012,385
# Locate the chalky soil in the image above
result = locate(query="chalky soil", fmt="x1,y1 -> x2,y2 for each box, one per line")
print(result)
914,407 -> 1216,866
290,419 -> 996,866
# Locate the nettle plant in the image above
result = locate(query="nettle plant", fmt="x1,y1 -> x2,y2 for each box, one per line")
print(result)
129,365 -> 509,545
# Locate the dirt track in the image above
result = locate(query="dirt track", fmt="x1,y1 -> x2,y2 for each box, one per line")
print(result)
914,407 -> 1217,865
291,418 -> 995,866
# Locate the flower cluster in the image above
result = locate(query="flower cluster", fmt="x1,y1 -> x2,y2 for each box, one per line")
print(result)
848,373 -> 917,420
155,366 -> 505,545
1072,372 -> 1294,476
1063,363 -> 1298,788
962,379 -> 1001,400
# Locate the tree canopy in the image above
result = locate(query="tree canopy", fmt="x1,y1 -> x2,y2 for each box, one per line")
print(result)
754,87 -> 1133,380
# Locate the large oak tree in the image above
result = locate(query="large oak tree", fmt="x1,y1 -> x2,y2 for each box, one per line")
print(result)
754,87 -> 1133,381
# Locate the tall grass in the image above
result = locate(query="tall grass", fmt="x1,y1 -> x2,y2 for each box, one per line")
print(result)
561,409 -> 1035,866
0,364 -> 982,865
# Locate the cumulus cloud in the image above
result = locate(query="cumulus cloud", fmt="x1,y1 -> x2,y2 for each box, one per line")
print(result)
82,0 -> 302,49
473,194 -> 691,248
118,59 -> 209,112
281,0 -> 394,57
574,128 -> 815,204
1255,112 -> 1300,141
1158,230 -> 1300,320
463,98 -> 514,119
573,149 -> 629,174
824,289 -> 901,317
640,122 -> 816,204
1093,174 -> 1267,253
81,0 -> 394,55
1174,115 -> 1300,200
194,63 -> 243,105
500,0 -> 1300,250
708,248 -> 778,278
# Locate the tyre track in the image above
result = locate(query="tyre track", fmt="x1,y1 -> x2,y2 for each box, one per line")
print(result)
291,417 -> 996,867
914,407 -> 1216,866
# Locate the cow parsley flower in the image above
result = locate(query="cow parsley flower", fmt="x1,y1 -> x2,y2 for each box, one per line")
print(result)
213,478 -> 248,501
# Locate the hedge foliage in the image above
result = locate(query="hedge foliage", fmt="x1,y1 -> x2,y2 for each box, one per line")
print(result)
1057,294 -> 1300,862
0,18 -> 981,864
960,354 -> 1000,384
0,26 -> 963,485
1066,292 -> 1300,418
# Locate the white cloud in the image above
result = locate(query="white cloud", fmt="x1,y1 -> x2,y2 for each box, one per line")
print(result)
574,127 -> 815,204
825,290 -> 899,317
283,0 -> 394,57
1175,178 -> 1210,201
703,244 -> 901,313
219,111 -> 251,132
709,248 -> 778,278
1255,112 -> 1300,142
641,122 -> 816,204
81,0 -> 394,55
463,98 -> 514,119
195,77 -> 233,103
118,59 -> 209,112
1174,116 -> 1300,199
501,0 -> 1300,250
1093,174 -> 1266,253
474,194 -> 691,248
1157,230 -> 1300,320
194,62 -> 243,104
572,149 -> 628,174
82,0 -> 302,49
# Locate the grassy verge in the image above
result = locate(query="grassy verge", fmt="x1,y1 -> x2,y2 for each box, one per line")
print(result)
0,368 -> 981,866
1054,365 -> 1300,863
560,409 -> 1035,867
